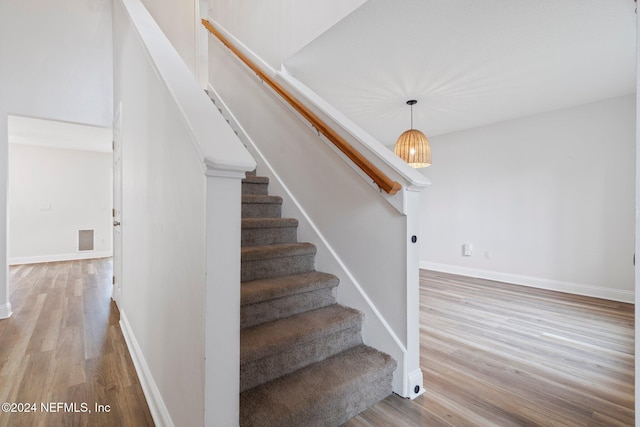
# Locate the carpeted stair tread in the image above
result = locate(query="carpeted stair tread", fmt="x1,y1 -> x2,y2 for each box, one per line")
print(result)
240,303 -> 362,391
242,194 -> 282,204
241,217 -> 299,246
238,163 -> 396,423
241,272 -> 338,306
241,243 -> 316,282
241,218 -> 298,229
240,272 -> 339,328
242,175 -> 269,184
240,304 -> 362,365
242,194 -> 283,219
239,345 -> 397,427
241,242 -> 316,262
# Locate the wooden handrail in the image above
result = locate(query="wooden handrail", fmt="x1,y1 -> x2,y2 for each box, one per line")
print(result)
202,19 -> 402,195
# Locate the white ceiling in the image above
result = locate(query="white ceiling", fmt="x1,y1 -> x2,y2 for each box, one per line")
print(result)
8,116 -> 112,153
284,0 -> 636,147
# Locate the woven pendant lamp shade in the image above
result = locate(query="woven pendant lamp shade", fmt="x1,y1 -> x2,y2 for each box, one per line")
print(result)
394,99 -> 431,168
394,129 -> 431,168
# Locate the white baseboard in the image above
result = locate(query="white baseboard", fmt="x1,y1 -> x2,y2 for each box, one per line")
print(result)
420,261 -> 634,304
120,312 -> 174,427
9,251 -> 112,266
407,368 -> 425,400
0,302 -> 12,319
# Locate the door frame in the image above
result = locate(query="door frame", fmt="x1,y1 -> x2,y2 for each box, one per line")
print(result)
112,104 -> 123,307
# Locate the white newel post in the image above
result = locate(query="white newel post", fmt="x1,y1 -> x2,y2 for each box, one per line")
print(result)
405,188 -> 425,399
204,166 -> 246,427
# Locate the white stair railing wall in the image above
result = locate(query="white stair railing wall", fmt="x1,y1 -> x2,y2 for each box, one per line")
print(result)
206,17 -> 430,399
113,0 -> 255,426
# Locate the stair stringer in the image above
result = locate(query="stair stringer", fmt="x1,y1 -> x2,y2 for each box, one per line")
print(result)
208,83 -> 423,399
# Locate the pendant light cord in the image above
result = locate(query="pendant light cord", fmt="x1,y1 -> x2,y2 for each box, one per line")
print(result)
406,99 -> 417,130
410,103 -> 413,130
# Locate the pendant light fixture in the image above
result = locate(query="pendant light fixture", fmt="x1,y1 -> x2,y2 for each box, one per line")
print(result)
394,100 -> 431,168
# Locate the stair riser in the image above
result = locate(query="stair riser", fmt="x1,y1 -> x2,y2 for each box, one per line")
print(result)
241,287 -> 336,328
241,255 -> 314,282
239,345 -> 396,427
241,226 -> 297,247
240,326 -> 362,392
242,203 -> 282,219
242,182 -> 269,195
295,371 -> 394,426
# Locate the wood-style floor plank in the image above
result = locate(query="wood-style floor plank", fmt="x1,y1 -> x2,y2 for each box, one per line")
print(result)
344,270 -> 635,427
0,259 -> 154,427
1,262 -> 633,426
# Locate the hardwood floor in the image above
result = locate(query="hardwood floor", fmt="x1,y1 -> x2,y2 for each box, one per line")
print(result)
1,262 -> 633,426
344,270 -> 635,427
0,258 -> 154,427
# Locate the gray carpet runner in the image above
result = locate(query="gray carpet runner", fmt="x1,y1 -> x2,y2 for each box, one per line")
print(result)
240,172 -> 396,427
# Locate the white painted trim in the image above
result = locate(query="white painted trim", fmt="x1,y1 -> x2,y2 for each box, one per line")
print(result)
204,175 -> 242,427
120,312 -> 175,427
407,368 -> 425,399
120,0 -> 255,177
204,160 -> 248,179
402,190 -> 423,399
277,68 -> 430,190
635,5 -> 640,423
9,251 -> 113,266
204,17 -> 278,78
421,261 -> 635,304
0,302 -> 12,319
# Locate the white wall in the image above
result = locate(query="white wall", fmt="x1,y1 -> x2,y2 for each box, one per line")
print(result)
114,3 -> 206,426
209,0 -> 367,69
135,0 -> 369,85
421,95 -> 635,302
0,0 -> 113,127
139,0 -> 198,74
8,144 -> 112,263
282,0 -> 635,144
0,0 -> 113,318
114,0 -> 254,425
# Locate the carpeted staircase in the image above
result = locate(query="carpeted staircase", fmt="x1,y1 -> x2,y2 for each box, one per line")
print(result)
239,171 -> 397,426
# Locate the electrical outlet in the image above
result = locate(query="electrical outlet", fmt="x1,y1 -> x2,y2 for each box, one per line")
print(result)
463,243 -> 472,256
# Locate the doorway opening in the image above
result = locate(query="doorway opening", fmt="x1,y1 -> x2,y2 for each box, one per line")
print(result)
7,114 -> 114,293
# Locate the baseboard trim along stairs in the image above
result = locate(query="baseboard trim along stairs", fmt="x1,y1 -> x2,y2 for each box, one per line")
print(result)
239,171 -> 396,426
